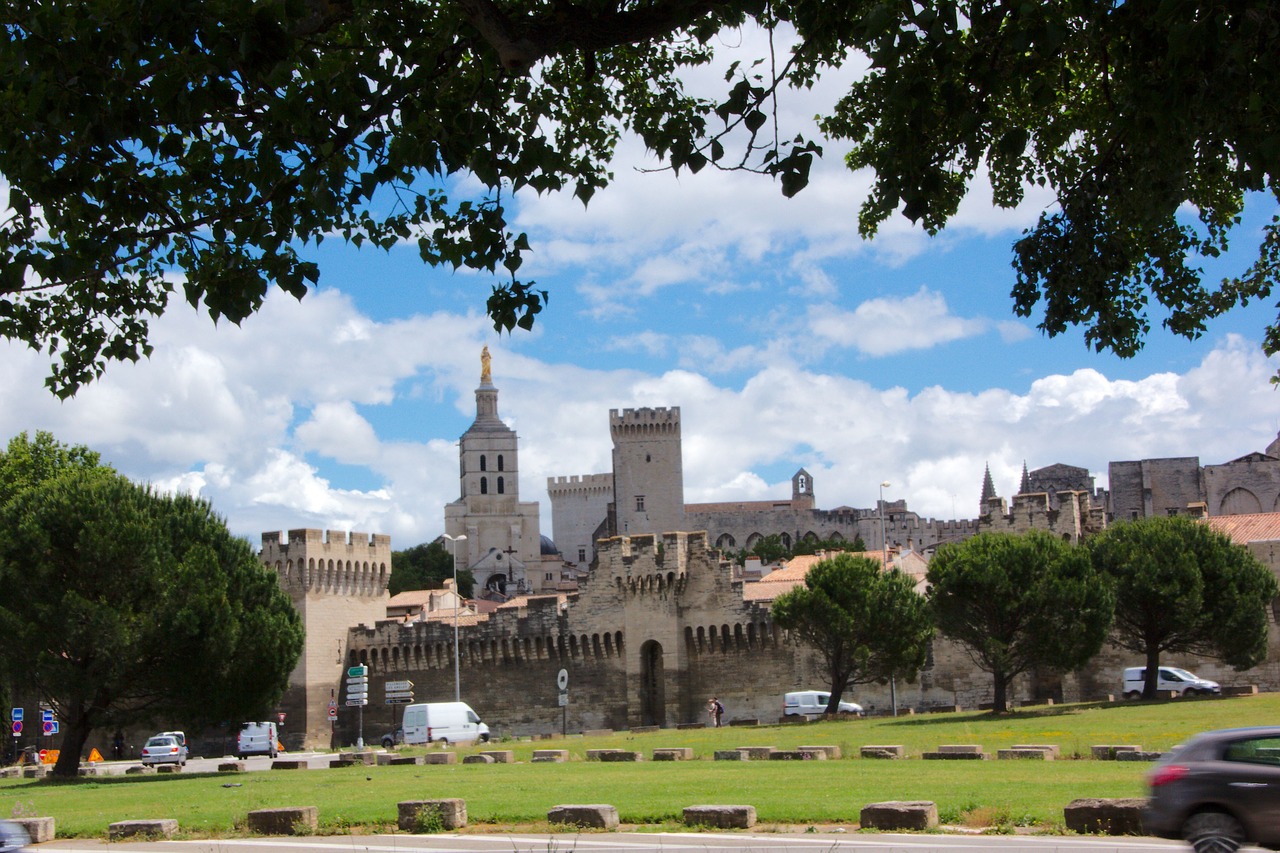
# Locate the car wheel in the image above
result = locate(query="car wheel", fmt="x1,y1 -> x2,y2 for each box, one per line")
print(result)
381,737 -> 394,749
1184,811 -> 1245,853
1124,690 -> 1141,700
480,733 -> 490,743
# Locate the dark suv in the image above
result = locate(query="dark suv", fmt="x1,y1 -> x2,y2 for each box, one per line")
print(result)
1146,726 -> 1280,853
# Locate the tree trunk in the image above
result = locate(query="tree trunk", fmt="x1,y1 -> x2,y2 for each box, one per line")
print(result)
1143,647 -> 1162,700
51,712 -> 92,779
992,672 -> 1008,713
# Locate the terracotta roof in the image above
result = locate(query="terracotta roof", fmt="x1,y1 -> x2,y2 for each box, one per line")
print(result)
1204,512 -> 1280,544
741,551 -> 890,602
386,590 -> 438,607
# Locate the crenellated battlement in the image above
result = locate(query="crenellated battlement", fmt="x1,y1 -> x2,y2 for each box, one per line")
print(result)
979,490 -> 1104,543
609,406 -> 681,437
547,473 -> 613,495
259,528 -> 392,596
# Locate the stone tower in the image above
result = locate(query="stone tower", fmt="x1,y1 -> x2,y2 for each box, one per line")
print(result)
259,529 -> 391,750
791,468 -> 815,510
444,348 -> 541,595
609,406 -> 685,537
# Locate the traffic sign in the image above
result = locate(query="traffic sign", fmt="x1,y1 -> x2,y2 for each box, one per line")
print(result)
327,705 -> 337,720
558,691 -> 568,707
40,709 -> 53,723
11,721 -> 21,736
384,690 -> 414,700
10,708 -> 22,722
384,696 -> 413,705
344,699 -> 366,707
557,669 -> 569,690
347,665 -> 368,678
42,722 -> 52,735
345,690 -> 369,700
385,680 -> 413,692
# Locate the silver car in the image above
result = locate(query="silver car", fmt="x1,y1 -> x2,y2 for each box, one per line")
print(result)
1146,726 -> 1280,852
0,820 -> 30,853
139,734 -> 188,766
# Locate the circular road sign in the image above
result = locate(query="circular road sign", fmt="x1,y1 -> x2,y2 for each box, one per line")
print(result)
557,668 -> 569,691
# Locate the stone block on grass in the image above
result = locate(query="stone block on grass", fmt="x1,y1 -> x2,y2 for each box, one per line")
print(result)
480,750 -> 515,763
737,746 -> 775,760
1063,798 -> 1146,835
124,764 -> 154,775
860,801 -> 938,831
218,761 -> 247,772
397,799 -> 467,831
462,754 -> 495,764
652,748 -> 693,761
997,748 -> 1053,760
922,750 -> 988,760
586,749 -> 621,761
108,820 -> 178,841
246,807 -> 318,836
270,759 -> 309,770
713,750 -> 746,761
423,752 -> 456,765
1011,744 -> 1060,757
11,817 -> 54,843
597,750 -> 641,762
770,749 -> 826,760
547,804 -> 619,830
683,805 -> 757,829
798,745 -> 841,759
860,745 -> 905,759
1091,745 -> 1142,760
532,749 -> 568,762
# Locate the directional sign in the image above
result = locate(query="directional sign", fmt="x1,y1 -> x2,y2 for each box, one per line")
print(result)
344,699 -> 366,707
384,696 -> 413,705
345,690 -> 369,700
385,690 -> 414,699
385,680 -> 413,692
347,665 -> 368,678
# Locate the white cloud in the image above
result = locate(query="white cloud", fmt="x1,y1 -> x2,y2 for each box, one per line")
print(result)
807,287 -> 988,356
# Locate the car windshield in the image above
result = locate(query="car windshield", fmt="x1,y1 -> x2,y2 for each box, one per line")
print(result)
145,737 -> 175,748
1167,668 -> 1198,680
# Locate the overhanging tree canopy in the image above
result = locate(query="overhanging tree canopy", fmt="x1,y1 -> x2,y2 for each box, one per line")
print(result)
2,1 -> 1277,396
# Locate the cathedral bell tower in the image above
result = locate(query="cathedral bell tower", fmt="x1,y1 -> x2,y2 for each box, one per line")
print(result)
443,347 -> 541,598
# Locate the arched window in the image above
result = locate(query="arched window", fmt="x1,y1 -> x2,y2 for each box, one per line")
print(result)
497,454 -> 504,471
480,477 -> 488,494
497,476 -> 505,494
480,455 -> 487,471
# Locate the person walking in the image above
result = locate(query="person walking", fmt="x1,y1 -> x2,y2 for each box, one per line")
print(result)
709,697 -> 724,727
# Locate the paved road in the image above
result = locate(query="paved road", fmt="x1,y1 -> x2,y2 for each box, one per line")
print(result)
33,833 -> 1191,853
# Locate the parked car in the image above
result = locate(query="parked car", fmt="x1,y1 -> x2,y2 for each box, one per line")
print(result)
1124,666 -> 1221,699
783,690 -> 863,717
1145,725 -> 1280,853
139,734 -> 188,766
380,727 -> 404,749
0,820 -> 31,853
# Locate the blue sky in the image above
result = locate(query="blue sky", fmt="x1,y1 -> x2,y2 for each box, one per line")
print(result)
2,27 -> 1278,550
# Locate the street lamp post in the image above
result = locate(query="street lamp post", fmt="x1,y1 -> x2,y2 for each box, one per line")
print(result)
443,534 -> 468,702
879,481 -> 897,717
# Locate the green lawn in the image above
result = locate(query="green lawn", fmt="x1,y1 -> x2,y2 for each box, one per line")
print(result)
3,693 -> 1276,839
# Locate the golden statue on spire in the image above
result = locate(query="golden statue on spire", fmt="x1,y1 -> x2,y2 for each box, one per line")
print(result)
480,345 -> 492,384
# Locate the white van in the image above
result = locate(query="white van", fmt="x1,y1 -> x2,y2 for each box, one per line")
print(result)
1122,666 -> 1220,699
236,721 -> 279,758
783,690 -> 863,717
400,702 -> 490,745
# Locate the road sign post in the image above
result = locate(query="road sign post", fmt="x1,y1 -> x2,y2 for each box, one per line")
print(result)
557,669 -> 569,736
346,665 -> 369,748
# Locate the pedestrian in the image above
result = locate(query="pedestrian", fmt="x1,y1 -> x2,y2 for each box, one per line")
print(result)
709,696 -> 724,727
